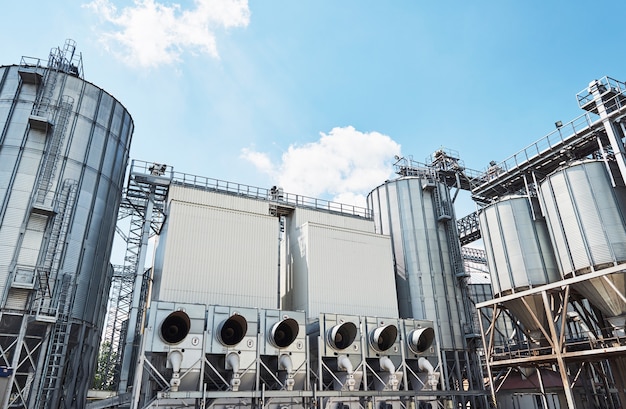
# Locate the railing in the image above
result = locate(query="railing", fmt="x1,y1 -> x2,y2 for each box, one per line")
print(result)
129,159 -> 372,219
576,76 -> 626,108
473,112 -> 599,186
474,80 -> 626,190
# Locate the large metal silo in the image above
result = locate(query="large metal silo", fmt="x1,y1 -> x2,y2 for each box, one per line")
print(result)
0,41 -> 132,408
478,195 -> 561,343
539,160 -> 626,329
367,175 -> 478,396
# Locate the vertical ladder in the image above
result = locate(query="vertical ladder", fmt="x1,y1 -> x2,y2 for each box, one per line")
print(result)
34,180 -> 77,316
35,96 -> 74,206
37,275 -> 73,408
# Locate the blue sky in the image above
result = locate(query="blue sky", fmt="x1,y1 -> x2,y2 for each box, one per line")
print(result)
3,0 -> 626,217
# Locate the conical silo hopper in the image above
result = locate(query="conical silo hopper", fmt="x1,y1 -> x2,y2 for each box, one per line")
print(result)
478,195 -> 561,344
539,160 -> 626,331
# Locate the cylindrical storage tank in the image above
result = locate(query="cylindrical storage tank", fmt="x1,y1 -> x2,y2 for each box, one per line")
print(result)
539,160 -> 626,323
368,175 -> 486,397
0,42 -> 132,408
368,177 -> 466,350
478,195 -> 561,342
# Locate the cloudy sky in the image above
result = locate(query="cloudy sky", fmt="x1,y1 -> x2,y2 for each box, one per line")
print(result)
3,0 -> 626,215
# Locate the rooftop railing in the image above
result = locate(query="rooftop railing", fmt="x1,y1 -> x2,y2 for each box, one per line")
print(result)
129,159 -> 371,219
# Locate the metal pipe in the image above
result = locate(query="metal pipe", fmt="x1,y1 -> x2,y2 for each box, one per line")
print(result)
418,357 -> 434,374
226,352 -> 240,373
278,354 -> 293,373
337,355 -> 353,373
379,356 -> 395,374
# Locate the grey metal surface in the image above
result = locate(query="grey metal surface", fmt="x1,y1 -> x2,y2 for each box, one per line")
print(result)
478,195 -> 560,295
469,197 -> 557,343
539,160 -> 626,318
367,177 -> 466,350
0,47 -> 132,409
539,160 -> 626,273
151,186 -> 280,309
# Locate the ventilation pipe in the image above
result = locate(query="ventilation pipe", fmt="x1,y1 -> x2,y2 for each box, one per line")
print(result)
379,356 -> 395,374
279,354 -> 295,390
369,324 -> 398,352
418,358 -> 440,391
269,318 -> 299,348
328,322 -> 358,350
167,350 -> 183,391
226,352 -> 241,391
218,314 -> 248,346
378,356 -> 399,391
337,355 -> 356,391
160,311 -> 191,344
407,327 -> 435,354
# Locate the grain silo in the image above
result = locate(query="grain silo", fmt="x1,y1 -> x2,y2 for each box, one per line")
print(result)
539,159 -> 626,331
0,40 -> 132,408
367,172 -> 483,406
478,195 -> 561,344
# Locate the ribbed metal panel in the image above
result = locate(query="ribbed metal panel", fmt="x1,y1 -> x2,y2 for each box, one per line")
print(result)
153,194 -> 279,309
478,196 -> 560,340
539,160 -> 626,274
290,207 -> 375,233
540,160 -> 626,319
169,184 -> 271,215
478,196 -> 560,294
16,214 -> 47,267
367,177 -> 465,350
290,221 -> 398,319
0,59 -> 133,408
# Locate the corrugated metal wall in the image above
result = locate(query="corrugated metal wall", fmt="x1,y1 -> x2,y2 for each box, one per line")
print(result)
0,60 -> 132,408
367,177 -> 466,350
289,220 -> 398,319
152,188 -> 280,309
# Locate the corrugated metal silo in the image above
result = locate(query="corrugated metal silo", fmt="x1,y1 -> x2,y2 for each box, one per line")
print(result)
367,175 -> 478,397
367,177 -> 466,349
539,160 -> 626,328
0,41 -> 132,408
478,195 -> 561,343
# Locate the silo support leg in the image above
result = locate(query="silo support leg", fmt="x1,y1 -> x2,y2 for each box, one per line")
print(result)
541,291 -> 576,408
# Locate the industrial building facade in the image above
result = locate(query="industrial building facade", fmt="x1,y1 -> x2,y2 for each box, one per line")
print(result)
3,41 -> 626,409
122,169 -> 446,409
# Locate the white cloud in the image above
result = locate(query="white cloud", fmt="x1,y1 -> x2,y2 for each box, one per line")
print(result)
241,126 -> 402,207
85,0 -> 250,67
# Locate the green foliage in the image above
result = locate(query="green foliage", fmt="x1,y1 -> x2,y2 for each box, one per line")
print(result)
92,341 -> 118,391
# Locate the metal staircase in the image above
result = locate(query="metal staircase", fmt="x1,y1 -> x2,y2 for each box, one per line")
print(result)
34,180 -> 77,318
34,96 -> 74,207
36,274 -> 74,408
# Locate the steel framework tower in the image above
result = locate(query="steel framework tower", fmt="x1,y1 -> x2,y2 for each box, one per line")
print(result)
98,160 -> 171,398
